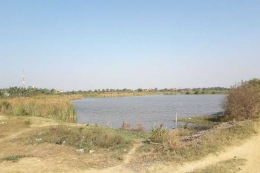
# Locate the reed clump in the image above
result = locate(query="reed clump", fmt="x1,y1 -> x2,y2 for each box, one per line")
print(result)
0,101 -> 11,114
150,124 -> 169,143
0,97 -> 77,122
150,124 -> 182,150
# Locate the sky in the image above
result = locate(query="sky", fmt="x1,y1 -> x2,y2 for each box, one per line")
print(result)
0,0 -> 259,91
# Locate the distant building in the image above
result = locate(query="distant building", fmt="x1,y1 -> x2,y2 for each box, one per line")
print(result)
4,92 -> 9,97
55,89 -> 64,93
28,86 -> 36,89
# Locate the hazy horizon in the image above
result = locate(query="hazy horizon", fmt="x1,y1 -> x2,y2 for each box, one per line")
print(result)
1,1 -> 259,91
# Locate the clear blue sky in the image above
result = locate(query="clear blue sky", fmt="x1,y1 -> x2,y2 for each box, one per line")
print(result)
1,0 -> 259,91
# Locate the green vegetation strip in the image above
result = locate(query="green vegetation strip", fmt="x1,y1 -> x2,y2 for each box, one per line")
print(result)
177,115 -> 222,125
1,154 -> 34,163
17,125 -> 133,153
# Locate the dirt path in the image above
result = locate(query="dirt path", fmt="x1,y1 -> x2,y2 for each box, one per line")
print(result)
0,115 -> 7,120
0,128 -> 32,143
84,140 -> 143,173
0,116 -> 58,143
124,140 -> 143,164
145,129 -> 260,173
175,131 -> 260,173
87,131 -> 260,173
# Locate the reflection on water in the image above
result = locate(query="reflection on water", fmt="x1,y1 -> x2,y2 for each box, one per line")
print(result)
73,95 -> 226,130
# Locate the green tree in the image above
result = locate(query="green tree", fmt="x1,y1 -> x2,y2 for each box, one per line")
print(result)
137,88 -> 143,92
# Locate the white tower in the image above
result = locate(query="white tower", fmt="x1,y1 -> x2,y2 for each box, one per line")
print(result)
22,70 -> 25,88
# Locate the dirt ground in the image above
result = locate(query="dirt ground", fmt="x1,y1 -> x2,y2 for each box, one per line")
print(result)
0,115 -> 259,173
145,127 -> 260,173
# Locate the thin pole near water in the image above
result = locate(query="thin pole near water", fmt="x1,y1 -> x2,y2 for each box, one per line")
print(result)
175,113 -> 178,129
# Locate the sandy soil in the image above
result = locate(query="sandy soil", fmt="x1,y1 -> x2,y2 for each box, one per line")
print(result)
0,115 -> 259,173
0,115 -> 7,120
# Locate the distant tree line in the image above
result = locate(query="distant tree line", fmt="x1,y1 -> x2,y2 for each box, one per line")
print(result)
0,87 -> 57,98
0,86 -> 230,98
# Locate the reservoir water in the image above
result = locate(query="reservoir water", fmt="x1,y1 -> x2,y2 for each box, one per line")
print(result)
73,95 -> 226,130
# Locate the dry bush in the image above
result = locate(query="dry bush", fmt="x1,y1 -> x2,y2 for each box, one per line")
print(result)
223,81 -> 260,121
131,123 -> 145,132
121,122 -> 131,130
166,129 -> 182,150
0,101 -> 11,114
121,122 -> 145,132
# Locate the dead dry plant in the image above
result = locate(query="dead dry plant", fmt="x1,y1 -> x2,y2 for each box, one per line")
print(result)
223,81 -> 260,121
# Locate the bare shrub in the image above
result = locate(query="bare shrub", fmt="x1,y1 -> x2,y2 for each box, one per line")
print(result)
121,122 -> 145,132
0,101 -> 11,114
223,81 -> 260,121
248,78 -> 260,93
167,129 -> 182,150
131,123 -> 145,132
121,122 -> 131,130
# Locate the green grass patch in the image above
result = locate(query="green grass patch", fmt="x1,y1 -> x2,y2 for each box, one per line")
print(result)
113,128 -> 150,140
1,154 -> 34,162
178,114 -> 222,126
18,125 -> 133,153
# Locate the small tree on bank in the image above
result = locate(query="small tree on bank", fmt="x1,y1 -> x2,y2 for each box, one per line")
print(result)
224,79 -> 260,121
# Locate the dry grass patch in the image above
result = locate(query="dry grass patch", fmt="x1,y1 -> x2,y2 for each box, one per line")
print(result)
17,125 -> 133,151
190,158 -> 247,173
0,124 -> 134,170
178,114 -> 222,126
0,142 -> 124,172
0,97 -> 77,122
132,120 -> 259,167
0,116 -> 31,139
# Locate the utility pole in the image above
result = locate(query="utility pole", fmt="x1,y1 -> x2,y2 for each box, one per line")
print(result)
22,70 -> 25,88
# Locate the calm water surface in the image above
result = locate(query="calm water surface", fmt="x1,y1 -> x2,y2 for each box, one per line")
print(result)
73,95 -> 226,130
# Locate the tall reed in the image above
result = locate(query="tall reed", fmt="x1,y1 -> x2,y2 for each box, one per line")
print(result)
0,97 -> 77,122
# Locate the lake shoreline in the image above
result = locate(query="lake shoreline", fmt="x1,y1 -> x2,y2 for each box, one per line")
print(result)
74,95 -> 226,130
